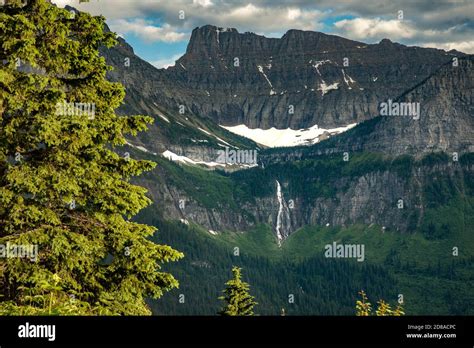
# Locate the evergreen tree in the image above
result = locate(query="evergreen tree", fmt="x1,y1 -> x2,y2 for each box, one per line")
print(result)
219,267 -> 257,316
356,290 -> 405,316
0,0 -> 183,315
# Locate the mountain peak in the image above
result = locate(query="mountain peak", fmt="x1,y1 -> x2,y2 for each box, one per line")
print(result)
196,24 -> 239,33
190,24 -> 239,39
186,24 -> 240,55
283,28 -> 324,36
379,38 -> 393,45
153,24 -> 459,130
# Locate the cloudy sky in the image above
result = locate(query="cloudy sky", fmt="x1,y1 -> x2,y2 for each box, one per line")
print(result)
52,0 -> 474,68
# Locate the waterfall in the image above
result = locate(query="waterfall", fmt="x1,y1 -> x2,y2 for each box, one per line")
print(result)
275,180 -> 291,247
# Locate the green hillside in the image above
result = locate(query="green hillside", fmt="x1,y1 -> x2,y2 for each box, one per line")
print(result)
132,150 -> 474,315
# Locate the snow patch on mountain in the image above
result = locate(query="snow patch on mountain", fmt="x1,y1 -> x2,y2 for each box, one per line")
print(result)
257,65 -> 276,95
152,102 -> 171,123
310,59 -> 331,76
126,141 -> 157,155
157,113 -> 170,123
341,69 -> 356,89
162,150 -> 258,169
197,127 -> 232,146
162,150 -> 223,167
220,123 -> 357,148
318,82 -> 339,96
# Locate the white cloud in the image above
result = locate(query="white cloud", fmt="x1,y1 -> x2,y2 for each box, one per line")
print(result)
51,0 -> 149,19
421,41 -> 474,54
150,54 -> 182,69
193,0 -> 213,8
51,0 -> 474,56
52,0 -> 326,36
228,3 -> 260,19
334,18 -> 416,40
333,17 -> 474,53
108,19 -> 188,43
211,5 -> 325,32
287,8 -> 302,21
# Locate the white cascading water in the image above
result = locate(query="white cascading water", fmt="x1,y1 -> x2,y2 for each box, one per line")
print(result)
275,180 -> 285,247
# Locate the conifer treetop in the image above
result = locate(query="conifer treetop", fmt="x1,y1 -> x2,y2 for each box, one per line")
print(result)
0,0 -> 183,315
219,266 -> 257,316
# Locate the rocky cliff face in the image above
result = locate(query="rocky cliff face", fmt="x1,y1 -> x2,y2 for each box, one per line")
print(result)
100,30 -> 260,163
100,24 -> 470,160
141,159 -> 473,241
159,25 -> 461,129
261,56 -> 474,163
101,24 -> 462,132
99,24 -> 473,243
325,56 -> 474,156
